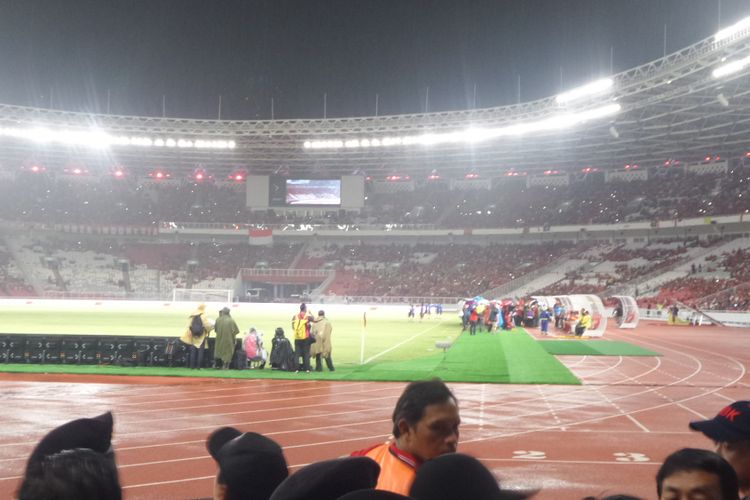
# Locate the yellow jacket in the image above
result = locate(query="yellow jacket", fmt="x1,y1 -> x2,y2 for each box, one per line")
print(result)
180,309 -> 214,347
579,313 -> 592,330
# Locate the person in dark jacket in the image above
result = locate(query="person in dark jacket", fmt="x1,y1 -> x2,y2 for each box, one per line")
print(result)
270,327 -> 295,371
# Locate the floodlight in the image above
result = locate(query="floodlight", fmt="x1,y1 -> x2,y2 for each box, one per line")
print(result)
717,93 -> 730,107
555,78 -> 614,104
609,126 -> 620,139
712,54 -> 750,78
714,17 -> 750,42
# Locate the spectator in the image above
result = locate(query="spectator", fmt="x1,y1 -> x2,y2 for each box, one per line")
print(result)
338,491 -> 413,500
656,448 -> 738,500
351,379 -> 460,495
18,448 -> 122,500
690,401 -> 750,499
409,453 -> 535,500
310,310 -> 334,372
206,426 -> 288,500
269,457 -> 379,500
214,306 -> 240,370
19,411 -> 117,500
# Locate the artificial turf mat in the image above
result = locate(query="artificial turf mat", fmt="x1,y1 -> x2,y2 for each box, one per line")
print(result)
538,339 -> 661,356
0,330 -> 581,384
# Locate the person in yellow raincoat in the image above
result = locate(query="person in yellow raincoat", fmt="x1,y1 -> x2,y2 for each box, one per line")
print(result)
180,304 -> 214,369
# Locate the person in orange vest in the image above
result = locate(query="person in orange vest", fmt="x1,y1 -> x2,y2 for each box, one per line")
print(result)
351,379 -> 460,496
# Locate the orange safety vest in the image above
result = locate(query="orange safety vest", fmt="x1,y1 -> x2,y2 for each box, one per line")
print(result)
352,443 -> 419,495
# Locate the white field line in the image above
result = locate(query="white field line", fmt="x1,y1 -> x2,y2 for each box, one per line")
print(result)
363,321 -> 447,364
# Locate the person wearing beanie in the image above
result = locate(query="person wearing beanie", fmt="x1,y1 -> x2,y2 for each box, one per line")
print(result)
269,457 -> 379,500
206,426 -> 289,500
409,453 -> 535,500
18,412 -> 119,500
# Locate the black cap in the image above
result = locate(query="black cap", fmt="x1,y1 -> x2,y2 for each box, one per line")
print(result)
689,400 -> 750,442
26,412 -> 114,474
338,490 -> 413,500
269,457 -> 380,500
409,454 -> 535,500
207,427 -> 288,500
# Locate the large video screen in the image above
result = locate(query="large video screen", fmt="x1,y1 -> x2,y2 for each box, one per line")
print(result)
285,179 -> 341,206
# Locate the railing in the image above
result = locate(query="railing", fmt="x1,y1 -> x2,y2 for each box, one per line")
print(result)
239,268 -> 331,278
317,295 -> 461,306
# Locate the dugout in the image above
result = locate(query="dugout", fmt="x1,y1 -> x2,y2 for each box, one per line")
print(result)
532,294 -> 607,337
610,295 -> 639,329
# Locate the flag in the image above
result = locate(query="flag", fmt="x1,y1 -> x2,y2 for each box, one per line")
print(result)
248,228 -> 273,246
363,312 -> 367,328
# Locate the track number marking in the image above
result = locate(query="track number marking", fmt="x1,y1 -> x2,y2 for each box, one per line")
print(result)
513,450 -> 547,460
613,452 -> 650,462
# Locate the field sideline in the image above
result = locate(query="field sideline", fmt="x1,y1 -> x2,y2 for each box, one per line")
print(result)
0,299 -> 459,366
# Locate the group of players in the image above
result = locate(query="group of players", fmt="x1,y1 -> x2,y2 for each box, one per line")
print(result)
459,298 -> 593,337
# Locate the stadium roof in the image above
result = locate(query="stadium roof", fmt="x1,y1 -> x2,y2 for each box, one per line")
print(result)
2,21 -> 750,179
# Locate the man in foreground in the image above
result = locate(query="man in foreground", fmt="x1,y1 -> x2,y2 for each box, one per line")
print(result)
351,379 -> 460,495
690,400 -> 750,499
656,448 -> 738,500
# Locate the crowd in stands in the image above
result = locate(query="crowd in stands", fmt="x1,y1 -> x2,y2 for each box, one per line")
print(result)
535,239 -> 715,296
14,380 -> 750,500
0,165 -> 748,229
639,247 -> 750,310
320,242 -> 576,298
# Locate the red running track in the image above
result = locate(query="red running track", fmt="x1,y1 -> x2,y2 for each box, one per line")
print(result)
0,323 -> 747,499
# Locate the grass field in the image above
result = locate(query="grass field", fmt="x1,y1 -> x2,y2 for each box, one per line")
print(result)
0,300 -> 580,384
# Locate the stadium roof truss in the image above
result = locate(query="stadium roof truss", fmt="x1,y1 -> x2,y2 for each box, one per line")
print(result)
2,24 -> 750,178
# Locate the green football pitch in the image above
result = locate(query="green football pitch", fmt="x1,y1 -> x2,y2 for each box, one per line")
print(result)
0,303 -> 580,384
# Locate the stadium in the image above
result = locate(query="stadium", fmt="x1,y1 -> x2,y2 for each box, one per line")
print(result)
1,3 -> 750,499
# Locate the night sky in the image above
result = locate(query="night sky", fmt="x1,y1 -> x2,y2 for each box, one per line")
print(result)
0,0 -> 747,120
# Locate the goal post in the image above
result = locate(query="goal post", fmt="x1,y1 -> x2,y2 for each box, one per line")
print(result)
172,288 -> 233,304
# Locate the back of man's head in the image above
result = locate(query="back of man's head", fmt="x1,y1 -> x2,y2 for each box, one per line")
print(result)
392,379 -> 457,438
656,448 -> 738,500
18,448 -> 121,500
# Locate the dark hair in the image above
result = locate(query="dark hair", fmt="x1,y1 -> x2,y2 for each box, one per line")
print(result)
392,379 -> 457,437
656,448 -> 738,500
300,303 -> 307,311
318,310 -> 325,317
275,327 -> 285,337
18,448 -> 121,500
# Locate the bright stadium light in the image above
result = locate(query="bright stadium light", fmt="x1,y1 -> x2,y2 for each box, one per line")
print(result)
714,17 -> 750,42
555,78 -> 614,104
712,54 -> 750,78
0,126 -> 236,150
302,103 -> 620,150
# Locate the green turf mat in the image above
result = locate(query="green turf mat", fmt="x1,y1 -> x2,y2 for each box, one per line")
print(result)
538,340 -> 661,356
433,330 -> 580,384
0,330 -> 581,384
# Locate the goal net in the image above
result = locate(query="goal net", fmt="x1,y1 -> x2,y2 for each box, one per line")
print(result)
172,288 -> 233,304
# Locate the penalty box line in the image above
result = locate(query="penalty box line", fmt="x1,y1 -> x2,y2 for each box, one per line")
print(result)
363,321 -> 448,365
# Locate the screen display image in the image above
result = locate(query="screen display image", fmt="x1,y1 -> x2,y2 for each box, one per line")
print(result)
285,179 -> 341,205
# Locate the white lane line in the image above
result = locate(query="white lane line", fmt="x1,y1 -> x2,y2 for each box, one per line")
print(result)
626,414 -> 651,433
